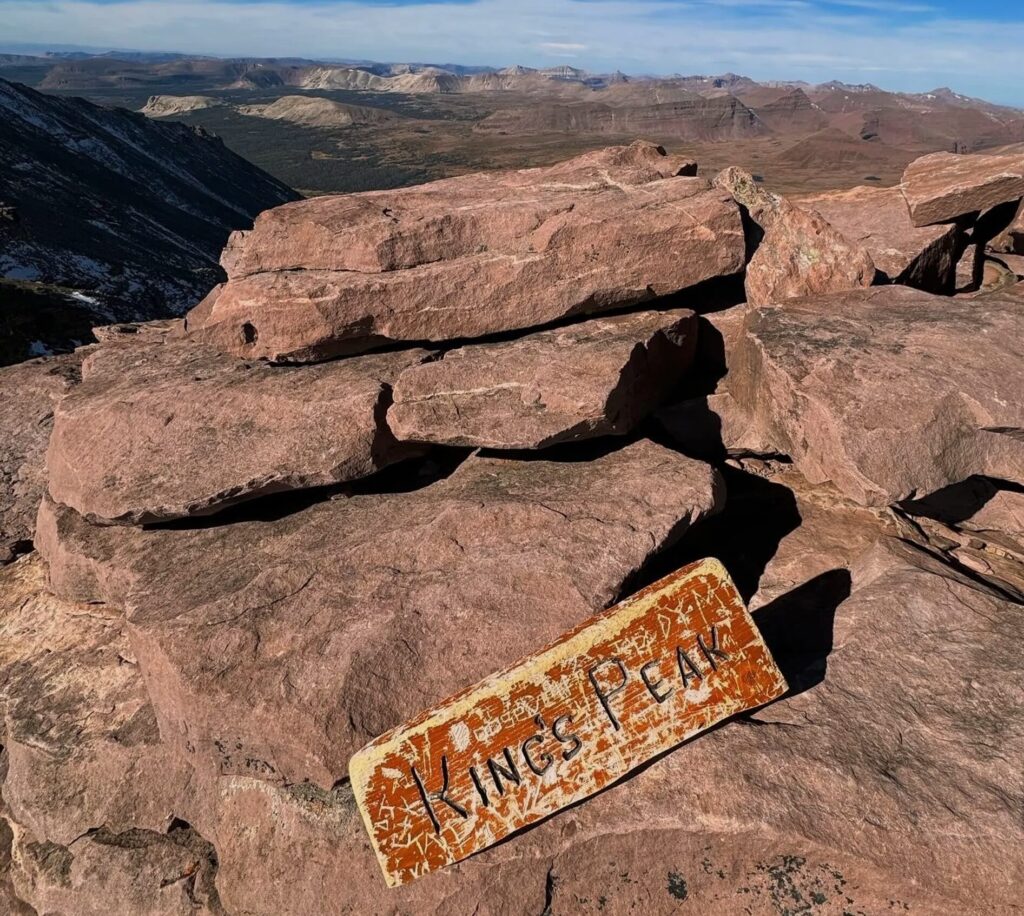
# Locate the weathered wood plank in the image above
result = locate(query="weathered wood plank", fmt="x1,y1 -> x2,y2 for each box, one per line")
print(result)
349,557 -> 787,886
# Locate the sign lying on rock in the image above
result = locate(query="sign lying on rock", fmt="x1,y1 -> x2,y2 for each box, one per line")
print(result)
350,558 -> 787,886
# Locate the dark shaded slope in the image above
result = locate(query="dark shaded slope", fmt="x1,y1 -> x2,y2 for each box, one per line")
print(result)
0,77 -> 298,362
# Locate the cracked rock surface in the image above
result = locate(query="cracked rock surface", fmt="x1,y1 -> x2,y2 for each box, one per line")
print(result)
0,350 -> 89,565
46,334 -> 430,524
744,202 -> 876,306
701,286 -> 1024,506
37,440 -> 723,787
186,142 -> 745,362
389,309 -> 697,449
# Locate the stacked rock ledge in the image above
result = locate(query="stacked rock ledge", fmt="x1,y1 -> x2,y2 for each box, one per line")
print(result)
3,141 -> 1024,914
186,141 -> 746,362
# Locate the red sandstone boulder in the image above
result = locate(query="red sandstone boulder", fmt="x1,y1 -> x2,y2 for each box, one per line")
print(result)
794,185 -> 959,292
712,166 -> 785,230
220,141 -> 698,279
744,203 -> 876,307
186,144 -> 745,362
36,441 -> 723,788
0,350 -> 90,564
901,150 -> 1024,226
389,309 -> 697,449
46,336 -> 430,524
724,287 -> 1024,505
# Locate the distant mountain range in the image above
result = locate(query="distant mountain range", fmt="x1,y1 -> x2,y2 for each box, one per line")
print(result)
5,52 -> 1022,155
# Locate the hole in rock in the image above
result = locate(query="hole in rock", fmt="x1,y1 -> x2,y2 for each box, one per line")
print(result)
166,817 -> 192,836
240,321 -> 258,345
7,539 -> 33,561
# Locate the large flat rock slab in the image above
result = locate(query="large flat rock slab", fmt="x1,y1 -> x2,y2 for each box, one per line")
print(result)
0,351 -> 89,564
389,309 -> 696,449
901,150 -> 1024,226
794,185 -> 959,292
46,336 -> 430,524
726,286 -> 1024,506
219,141 -> 699,278
186,144 -> 745,362
37,441 -> 723,788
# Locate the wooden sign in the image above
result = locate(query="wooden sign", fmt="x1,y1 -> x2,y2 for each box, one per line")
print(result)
349,557 -> 787,887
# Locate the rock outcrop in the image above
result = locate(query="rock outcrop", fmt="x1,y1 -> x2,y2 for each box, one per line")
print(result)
901,149 -> 1024,226
5,140 -> 1024,915
46,334 -> 429,524
7,525 -> 1022,914
744,202 -> 876,306
794,185 -> 959,292
186,142 -> 745,361
139,94 -> 223,117
389,309 -> 696,449
37,441 -> 723,786
237,95 -> 399,129
716,287 -> 1024,505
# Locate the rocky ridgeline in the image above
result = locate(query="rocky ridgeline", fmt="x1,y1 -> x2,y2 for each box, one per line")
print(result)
1,140 -> 1023,914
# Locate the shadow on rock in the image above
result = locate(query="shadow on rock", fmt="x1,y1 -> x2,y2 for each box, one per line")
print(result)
626,463 -> 801,603
899,474 -> 1023,526
149,449 -> 472,530
755,568 -> 851,697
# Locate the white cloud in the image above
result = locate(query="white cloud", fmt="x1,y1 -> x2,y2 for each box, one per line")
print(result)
0,0 -> 1021,105
539,41 -> 587,54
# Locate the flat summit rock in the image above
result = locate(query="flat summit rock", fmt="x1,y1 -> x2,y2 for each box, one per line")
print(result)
795,185 -> 959,292
12,532 -> 1022,915
726,286 -> 1024,505
389,309 -> 697,449
37,440 -> 723,788
46,336 -> 430,524
219,140 -> 698,279
901,150 -> 1024,226
187,143 -> 744,362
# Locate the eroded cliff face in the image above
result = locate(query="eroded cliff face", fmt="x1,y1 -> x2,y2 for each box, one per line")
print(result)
2,140 -> 1023,915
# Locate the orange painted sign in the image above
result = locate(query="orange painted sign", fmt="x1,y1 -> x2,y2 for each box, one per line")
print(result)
349,557 -> 787,886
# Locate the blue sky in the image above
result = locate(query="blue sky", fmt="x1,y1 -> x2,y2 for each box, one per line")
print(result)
3,0 -> 1023,105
